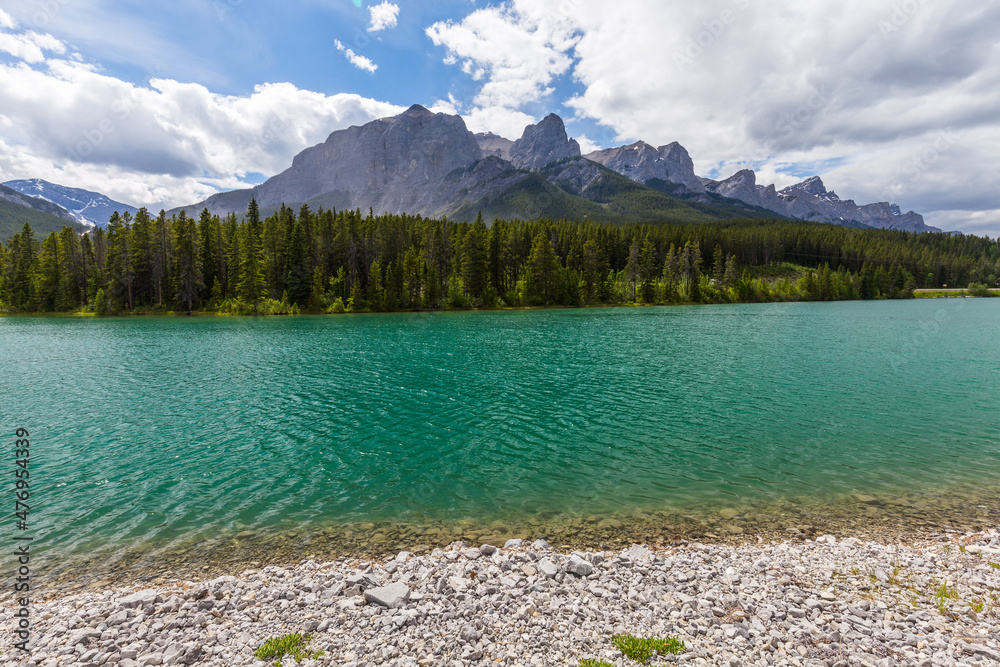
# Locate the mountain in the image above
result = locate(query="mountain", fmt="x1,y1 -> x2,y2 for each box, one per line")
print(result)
172,105 -> 931,232
0,183 -> 76,222
0,185 -> 85,241
173,106 -> 783,225
509,113 -> 581,169
3,179 -> 139,229
585,141 -> 705,193
246,104 -> 481,213
702,172 -> 937,232
475,132 -> 513,160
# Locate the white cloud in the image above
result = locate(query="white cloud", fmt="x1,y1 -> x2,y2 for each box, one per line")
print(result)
574,134 -> 601,155
368,1 -> 400,32
0,20 -> 402,209
429,0 -> 1000,238
0,29 -> 66,63
426,3 -> 578,109
461,106 -> 537,141
0,8 -> 16,30
334,39 -> 378,74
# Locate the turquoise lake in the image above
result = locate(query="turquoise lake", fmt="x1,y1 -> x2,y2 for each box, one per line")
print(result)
2,298 -> 999,587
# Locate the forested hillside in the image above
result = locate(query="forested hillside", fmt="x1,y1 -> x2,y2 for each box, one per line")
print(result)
1,201 -> 998,315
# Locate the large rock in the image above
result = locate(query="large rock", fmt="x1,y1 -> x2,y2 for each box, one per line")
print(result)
363,582 -> 410,609
565,556 -> 594,577
509,113 -> 581,170
119,590 -> 162,609
538,558 -> 559,578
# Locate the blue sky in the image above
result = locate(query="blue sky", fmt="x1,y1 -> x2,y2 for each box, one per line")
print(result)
0,0 -> 998,237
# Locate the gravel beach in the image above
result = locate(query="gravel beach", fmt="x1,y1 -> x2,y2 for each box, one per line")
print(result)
5,528 -> 1000,667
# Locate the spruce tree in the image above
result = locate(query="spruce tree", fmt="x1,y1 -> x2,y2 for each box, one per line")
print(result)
172,210 -> 203,314
238,199 -> 268,314
526,233 -> 559,305
284,218 -> 310,306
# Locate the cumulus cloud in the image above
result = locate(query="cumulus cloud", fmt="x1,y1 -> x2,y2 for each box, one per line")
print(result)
0,20 -> 401,208
0,28 -> 66,63
368,1 -> 400,32
427,3 -> 578,109
429,0 -> 1000,237
334,39 -> 378,73
0,9 -> 16,30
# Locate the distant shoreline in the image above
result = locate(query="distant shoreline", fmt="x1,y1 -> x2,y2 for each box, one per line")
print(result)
8,293 -> 999,319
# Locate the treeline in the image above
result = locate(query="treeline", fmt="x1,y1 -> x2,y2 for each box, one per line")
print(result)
1,200 -> 998,315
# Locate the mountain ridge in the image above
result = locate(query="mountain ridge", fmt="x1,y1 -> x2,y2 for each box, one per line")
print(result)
0,185 -> 86,240
0,107 -> 928,233
2,179 -> 139,229
169,107 -> 787,226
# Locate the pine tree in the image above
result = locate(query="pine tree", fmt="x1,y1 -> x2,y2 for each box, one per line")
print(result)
131,208 -> 152,305
10,225 -> 39,310
581,239 -> 607,304
172,210 -> 203,314
403,247 -> 422,308
625,237 -> 641,302
106,212 -> 135,310
238,199 -> 268,314
34,233 -> 61,311
713,244 -> 725,284
525,233 -> 560,305
198,209 -> 217,303
284,218 -> 310,306
366,259 -> 384,311
723,254 -> 738,286
460,214 -> 489,301
639,233 -> 657,303
58,226 -> 84,310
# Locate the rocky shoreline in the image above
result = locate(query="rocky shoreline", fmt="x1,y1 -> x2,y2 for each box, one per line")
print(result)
33,486 -> 1000,599
5,527 -> 1000,666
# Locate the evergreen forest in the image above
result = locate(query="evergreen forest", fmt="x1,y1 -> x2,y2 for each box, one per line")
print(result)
1,199 -> 998,315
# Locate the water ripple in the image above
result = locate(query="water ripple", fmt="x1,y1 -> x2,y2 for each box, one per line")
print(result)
1,301 -> 999,560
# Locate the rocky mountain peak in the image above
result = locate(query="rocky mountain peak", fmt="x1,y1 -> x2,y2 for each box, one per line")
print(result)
2,178 -> 138,228
584,139 -> 705,193
509,113 -> 581,170
401,104 -> 433,118
783,176 -> 829,197
706,169 -> 762,207
169,103 -> 939,234
254,106 -> 482,210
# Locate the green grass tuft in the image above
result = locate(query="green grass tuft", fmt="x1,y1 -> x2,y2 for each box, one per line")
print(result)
611,634 -> 685,664
579,660 -> 615,667
254,633 -> 323,665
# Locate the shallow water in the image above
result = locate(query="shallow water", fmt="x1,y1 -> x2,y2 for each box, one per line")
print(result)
3,298 -> 998,589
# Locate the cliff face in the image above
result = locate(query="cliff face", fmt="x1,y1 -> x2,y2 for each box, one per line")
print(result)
585,141 -> 705,193
475,132 -> 513,160
252,105 -> 483,212
509,114 -> 581,170
704,174 -> 939,232
173,106 -> 936,232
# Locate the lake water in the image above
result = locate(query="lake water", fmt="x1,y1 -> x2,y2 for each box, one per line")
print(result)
3,298 -> 999,590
